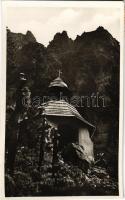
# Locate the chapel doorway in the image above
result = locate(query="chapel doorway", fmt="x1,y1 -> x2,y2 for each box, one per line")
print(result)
58,123 -> 78,150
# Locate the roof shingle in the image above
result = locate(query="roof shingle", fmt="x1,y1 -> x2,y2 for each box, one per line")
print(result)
42,100 -> 95,129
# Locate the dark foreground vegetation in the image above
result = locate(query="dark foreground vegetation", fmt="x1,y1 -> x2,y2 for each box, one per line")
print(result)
5,145 -> 118,196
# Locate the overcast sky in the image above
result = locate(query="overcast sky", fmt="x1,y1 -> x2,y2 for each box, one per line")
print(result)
6,7 -> 120,46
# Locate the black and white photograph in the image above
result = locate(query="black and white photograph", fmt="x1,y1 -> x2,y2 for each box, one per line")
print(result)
0,0 -> 124,197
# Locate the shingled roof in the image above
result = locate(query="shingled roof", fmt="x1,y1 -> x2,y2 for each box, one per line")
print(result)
49,77 -> 68,88
42,100 -> 95,130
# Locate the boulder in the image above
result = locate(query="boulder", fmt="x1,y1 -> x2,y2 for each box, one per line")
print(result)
62,143 -> 90,173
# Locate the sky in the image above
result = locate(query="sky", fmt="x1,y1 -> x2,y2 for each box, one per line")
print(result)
6,7 -> 120,46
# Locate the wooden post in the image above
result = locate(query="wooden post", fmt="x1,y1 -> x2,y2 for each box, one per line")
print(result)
52,128 -> 60,186
38,114 -> 46,170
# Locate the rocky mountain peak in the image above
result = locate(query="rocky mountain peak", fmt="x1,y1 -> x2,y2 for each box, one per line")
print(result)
47,31 -> 73,53
74,26 -> 119,52
25,30 -> 36,43
7,29 -> 37,53
76,26 -> 114,40
53,30 -> 69,41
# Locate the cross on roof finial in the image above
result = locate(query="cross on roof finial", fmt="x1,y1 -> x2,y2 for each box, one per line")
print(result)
58,69 -> 62,78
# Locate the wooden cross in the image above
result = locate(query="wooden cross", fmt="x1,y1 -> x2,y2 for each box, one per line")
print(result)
58,69 -> 62,78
